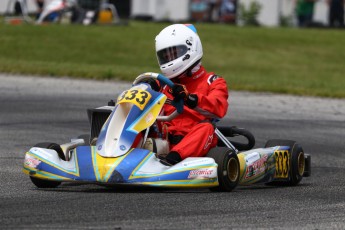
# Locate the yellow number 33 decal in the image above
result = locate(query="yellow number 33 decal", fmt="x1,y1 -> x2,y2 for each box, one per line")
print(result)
117,89 -> 152,110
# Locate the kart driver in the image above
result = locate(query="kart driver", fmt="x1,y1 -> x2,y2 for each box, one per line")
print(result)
145,24 -> 229,165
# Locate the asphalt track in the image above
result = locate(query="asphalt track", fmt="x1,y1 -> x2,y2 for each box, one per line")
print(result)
0,74 -> 344,229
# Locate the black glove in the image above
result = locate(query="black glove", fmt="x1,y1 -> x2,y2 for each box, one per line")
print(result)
141,78 -> 160,91
172,84 -> 189,101
185,94 -> 198,109
172,84 -> 198,109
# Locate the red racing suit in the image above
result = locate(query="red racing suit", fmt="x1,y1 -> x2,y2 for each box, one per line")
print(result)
159,65 -> 229,159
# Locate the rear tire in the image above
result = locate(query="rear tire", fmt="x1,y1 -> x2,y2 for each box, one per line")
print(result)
265,139 -> 305,186
207,147 -> 240,192
30,142 -> 64,188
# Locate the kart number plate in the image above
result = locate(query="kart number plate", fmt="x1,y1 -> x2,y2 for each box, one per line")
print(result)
274,150 -> 290,179
117,89 -> 152,110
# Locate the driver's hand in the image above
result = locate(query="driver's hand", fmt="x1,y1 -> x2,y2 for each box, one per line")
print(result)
172,84 -> 189,101
172,84 -> 198,109
140,78 -> 161,91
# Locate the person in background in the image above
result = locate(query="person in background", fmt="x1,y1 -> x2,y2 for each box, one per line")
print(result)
35,0 -> 45,19
295,0 -> 316,27
144,24 -> 229,165
219,0 -> 237,23
207,0 -> 220,22
327,0 -> 345,27
190,0 -> 208,22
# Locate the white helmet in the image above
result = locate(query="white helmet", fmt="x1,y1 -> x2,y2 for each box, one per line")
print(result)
155,24 -> 203,79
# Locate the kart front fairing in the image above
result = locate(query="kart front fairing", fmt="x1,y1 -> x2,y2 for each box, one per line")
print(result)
24,145 -> 218,186
23,77 -> 219,188
96,83 -> 166,158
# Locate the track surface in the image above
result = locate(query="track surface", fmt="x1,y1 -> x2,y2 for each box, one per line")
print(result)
1,74 -> 344,229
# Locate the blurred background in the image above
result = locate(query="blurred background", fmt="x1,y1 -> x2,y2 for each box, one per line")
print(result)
0,0 -> 344,98
1,0 -> 343,27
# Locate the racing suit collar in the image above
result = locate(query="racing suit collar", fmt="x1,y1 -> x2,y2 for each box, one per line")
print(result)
174,65 -> 206,83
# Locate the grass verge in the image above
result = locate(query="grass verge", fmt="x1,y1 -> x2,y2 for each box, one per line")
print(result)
0,21 -> 344,98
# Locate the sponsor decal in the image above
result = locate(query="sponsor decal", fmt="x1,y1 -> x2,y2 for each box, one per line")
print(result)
24,155 -> 41,168
203,135 -> 214,150
186,39 -> 192,46
192,69 -> 205,79
188,168 -> 215,179
172,64 -> 183,73
244,154 -> 268,179
182,54 -> 190,61
245,152 -> 260,164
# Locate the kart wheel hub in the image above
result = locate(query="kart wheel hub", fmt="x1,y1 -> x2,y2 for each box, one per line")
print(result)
297,151 -> 305,176
227,158 -> 239,182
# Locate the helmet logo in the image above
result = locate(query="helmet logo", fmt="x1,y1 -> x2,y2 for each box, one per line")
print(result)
172,29 -> 176,36
186,40 -> 192,46
183,54 -> 190,61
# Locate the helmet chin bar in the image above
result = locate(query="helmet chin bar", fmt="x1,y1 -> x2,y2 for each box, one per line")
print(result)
162,58 -> 202,81
173,59 -> 202,79
186,59 -> 202,77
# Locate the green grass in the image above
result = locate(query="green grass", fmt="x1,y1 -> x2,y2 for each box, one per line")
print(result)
0,21 -> 344,98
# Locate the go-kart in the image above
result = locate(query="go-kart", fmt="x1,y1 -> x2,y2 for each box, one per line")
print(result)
23,73 -> 311,191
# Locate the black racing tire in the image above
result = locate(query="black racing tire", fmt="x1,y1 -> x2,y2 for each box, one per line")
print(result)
29,142 -> 65,188
207,147 -> 240,192
265,139 -> 305,186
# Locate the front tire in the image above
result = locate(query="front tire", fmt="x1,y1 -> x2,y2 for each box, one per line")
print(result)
265,139 -> 305,186
30,142 -> 65,188
207,147 -> 240,192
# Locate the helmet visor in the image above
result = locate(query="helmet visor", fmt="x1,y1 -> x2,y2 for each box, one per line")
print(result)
157,45 -> 188,65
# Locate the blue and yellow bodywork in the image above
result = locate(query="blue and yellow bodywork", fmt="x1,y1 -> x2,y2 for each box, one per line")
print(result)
237,146 -> 293,185
23,146 -> 219,188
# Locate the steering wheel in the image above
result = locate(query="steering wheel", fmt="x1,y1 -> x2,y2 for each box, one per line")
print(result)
133,72 -> 184,121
